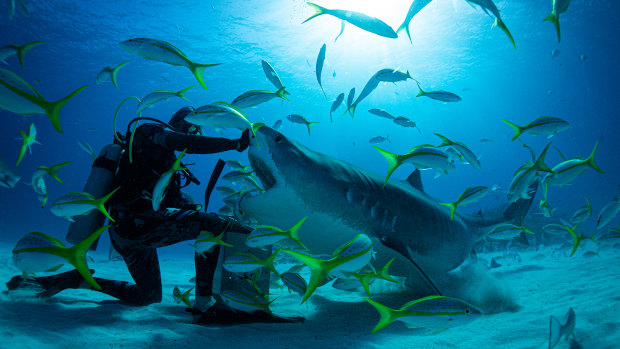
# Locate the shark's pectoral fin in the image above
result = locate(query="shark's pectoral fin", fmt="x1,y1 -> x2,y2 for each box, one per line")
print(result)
378,234 -> 442,296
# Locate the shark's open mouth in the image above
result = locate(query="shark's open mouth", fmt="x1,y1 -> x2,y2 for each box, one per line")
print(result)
250,157 -> 276,191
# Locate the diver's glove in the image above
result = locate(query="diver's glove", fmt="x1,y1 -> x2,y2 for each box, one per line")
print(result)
186,298 -> 304,325
5,269 -> 94,298
236,129 -> 250,152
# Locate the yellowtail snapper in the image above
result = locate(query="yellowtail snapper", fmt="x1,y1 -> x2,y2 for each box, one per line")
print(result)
119,38 -> 221,90
365,295 -> 481,333
286,114 -> 319,136
12,225 -> 109,290
16,123 -> 40,166
283,234 -> 373,303
0,67 -> 87,133
439,186 -> 490,220
231,87 -> 289,109
303,2 -> 397,39
501,116 -> 570,141
95,61 -> 131,88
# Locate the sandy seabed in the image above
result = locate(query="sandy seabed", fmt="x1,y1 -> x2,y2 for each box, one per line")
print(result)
0,239 -> 618,349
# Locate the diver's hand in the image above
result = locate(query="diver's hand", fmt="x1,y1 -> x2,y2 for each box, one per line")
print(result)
236,129 -> 250,152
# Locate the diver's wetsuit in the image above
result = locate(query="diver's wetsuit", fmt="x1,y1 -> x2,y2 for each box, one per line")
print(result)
87,121 -> 251,305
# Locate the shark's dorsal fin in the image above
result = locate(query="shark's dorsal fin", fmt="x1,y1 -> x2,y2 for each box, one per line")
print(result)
405,169 -> 424,192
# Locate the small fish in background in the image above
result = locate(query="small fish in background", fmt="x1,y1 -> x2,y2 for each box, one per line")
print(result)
466,0 -> 515,49
0,41 -> 43,68
544,0 -> 572,42
0,158 -> 21,189
439,185 -> 489,220
95,61 -> 131,88
119,38 -> 221,90
562,225 -> 596,257
343,258 -> 399,297
346,72 -> 381,116
479,138 -> 494,144
272,119 -> 282,130
374,146 -> 455,185
596,196 -> 620,230
245,216 -> 308,249
570,197 -> 592,225
303,2 -> 397,39
501,116 -> 570,141
284,234 -> 373,303
280,271 -> 307,297
136,86 -> 194,114
78,140 -> 97,161
329,93 -> 344,122
543,223 -> 569,236
345,87 -> 355,117
315,43 -> 327,98
225,159 -> 252,173
8,0 -> 29,20
194,230 -> 233,256
332,70 -> 336,78
286,114 -> 319,136
51,188 -> 119,222
152,150 -> 186,211
0,67 -> 87,133
397,0 -> 433,44
12,225 -> 108,290
231,87 -> 289,109
368,108 -> 396,120
415,81 -> 462,102
544,141 -> 604,187
488,223 -> 534,240
579,54 -> 587,62
393,116 -> 422,134
221,287 -> 274,314
223,248 -> 281,275
215,185 -> 237,197
222,170 -> 254,184
261,60 -> 289,95
369,135 -> 391,144
31,161 -> 71,207
549,307 -> 576,349
551,49 -> 560,59
185,102 -> 256,134
172,286 -> 193,308
375,68 -> 412,83
507,144 -> 553,202
365,296 -> 481,333
539,182 -> 554,218
434,133 -> 480,170
16,123 -> 41,166
547,90 -> 553,96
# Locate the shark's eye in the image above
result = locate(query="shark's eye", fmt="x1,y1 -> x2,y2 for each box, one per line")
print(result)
275,136 -> 283,143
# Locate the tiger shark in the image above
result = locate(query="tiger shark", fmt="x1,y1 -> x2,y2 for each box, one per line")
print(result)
237,126 -> 536,290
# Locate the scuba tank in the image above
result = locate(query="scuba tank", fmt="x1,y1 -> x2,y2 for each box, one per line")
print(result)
65,143 -> 123,249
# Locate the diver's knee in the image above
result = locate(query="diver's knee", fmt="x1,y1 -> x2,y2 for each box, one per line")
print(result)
139,288 -> 162,305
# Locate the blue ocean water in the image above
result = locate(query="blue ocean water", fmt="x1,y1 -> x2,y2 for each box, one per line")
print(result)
3,0 -> 618,242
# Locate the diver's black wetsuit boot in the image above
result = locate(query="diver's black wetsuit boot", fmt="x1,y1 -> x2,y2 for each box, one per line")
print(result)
6,269 -> 90,298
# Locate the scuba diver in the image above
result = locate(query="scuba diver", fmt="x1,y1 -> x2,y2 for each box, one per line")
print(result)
6,106 -> 302,324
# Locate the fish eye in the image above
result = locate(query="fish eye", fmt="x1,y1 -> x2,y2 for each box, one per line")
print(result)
275,136 -> 283,143
465,309 -> 470,314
